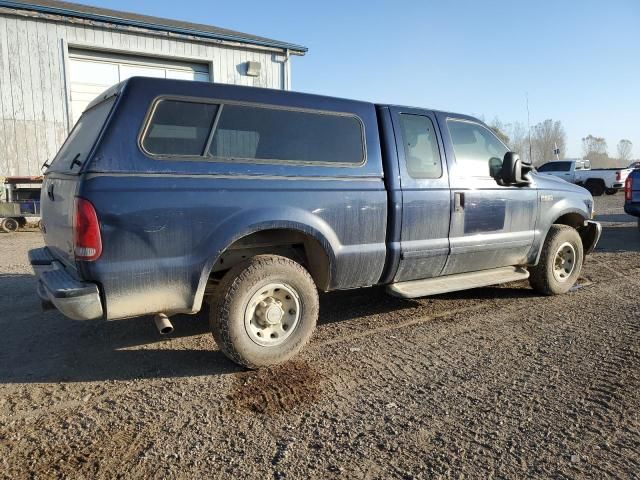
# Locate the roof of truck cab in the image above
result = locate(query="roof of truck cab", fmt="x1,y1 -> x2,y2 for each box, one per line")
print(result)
379,104 -> 480,121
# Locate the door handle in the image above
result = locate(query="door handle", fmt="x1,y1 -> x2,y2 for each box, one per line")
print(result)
454,192 -> 464,212
47,183 -> 55,201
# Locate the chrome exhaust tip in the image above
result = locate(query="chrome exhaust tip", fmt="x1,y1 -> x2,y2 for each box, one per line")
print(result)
154,313 -> 174,335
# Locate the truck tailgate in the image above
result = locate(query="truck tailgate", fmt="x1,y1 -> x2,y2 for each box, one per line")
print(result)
41,175 -> 79,269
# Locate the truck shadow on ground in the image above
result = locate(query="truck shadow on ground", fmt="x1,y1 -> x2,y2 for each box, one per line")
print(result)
0,272 -> 538,384
596,227 -> 640,252
596,213 -> 636,223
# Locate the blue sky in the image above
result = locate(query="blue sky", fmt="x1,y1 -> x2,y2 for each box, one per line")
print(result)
83,0 -> 639,158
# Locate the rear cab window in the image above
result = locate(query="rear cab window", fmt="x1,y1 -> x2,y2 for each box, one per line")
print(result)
398,114 -> 442,179
140,98 -> 365,166
49,97 -> 116,173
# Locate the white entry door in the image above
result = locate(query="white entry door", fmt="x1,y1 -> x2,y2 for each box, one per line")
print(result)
68,49 -> 210,125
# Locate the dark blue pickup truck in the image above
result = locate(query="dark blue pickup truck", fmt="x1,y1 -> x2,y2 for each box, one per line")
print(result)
30,77 -> 601,368
624,170 -> 640,229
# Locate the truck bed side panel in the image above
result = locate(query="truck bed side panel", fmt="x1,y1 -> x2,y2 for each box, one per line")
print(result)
80,174 -> 387,319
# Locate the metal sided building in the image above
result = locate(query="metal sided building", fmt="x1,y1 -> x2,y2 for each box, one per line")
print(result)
0,0 -> 307,177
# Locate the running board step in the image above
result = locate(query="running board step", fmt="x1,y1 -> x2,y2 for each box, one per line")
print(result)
387,266 -> 530,299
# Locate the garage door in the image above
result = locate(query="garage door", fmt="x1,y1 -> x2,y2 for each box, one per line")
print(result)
68,48 -> 210,125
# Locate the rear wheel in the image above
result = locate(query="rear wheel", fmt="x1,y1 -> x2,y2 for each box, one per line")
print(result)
209,255 -> 319,369
605,188 -> 617,195
529,225 -> 584,295
0,217 -> 19,233
585,179 -> 605,196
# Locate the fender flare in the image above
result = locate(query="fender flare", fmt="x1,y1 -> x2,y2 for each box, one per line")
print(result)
530,208 -> 589,265
191,209 -> 341,313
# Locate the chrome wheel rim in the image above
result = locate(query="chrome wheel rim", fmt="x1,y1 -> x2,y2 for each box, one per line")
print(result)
244,283 -> 301,347
553,242 -> 576,282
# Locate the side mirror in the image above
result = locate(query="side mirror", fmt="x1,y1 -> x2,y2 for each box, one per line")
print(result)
500,152 -> 531,186
489,157 -> 503,179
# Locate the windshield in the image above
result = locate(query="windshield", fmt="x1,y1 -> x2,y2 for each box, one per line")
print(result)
49,97 -> 116,173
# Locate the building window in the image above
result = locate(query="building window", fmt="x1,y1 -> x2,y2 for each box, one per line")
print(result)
398,114 -> 442,179
142,99 -> 218,156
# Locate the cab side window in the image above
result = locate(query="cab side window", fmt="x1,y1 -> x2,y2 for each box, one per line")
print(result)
399,114 -> 442,179
538,161 -> 571,172
447,119 -> 508,177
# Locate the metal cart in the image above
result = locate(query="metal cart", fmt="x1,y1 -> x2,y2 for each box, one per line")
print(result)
0,176 -> 43,233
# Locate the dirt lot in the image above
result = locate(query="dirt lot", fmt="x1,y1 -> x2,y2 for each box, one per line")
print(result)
1,194 -> 638,479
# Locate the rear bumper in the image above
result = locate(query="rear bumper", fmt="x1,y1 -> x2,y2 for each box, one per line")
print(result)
579,220 -> 602,255
624,203 -> 640,217
28,248 -> 103,321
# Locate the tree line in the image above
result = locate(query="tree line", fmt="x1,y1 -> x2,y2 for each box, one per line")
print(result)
487,118 -> 635,168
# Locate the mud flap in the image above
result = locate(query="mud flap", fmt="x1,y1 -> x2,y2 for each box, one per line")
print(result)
579,220 -> 602,255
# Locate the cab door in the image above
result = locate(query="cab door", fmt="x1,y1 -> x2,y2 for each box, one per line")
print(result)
390,107 -> 451,282
436,114 -> 537,275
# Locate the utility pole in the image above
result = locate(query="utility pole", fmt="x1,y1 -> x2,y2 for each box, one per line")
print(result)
526,93 -> 532,163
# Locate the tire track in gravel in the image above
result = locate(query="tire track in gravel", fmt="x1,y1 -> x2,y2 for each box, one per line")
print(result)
292,272 -> 639,478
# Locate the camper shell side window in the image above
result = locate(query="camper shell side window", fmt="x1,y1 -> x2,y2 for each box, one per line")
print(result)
139,96 -> 367,167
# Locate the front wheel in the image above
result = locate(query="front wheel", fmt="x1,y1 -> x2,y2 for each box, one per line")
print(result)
209,255 -> 319,369
529,225 -> 584,295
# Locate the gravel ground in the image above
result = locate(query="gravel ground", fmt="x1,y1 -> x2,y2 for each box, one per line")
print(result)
0,194 -> 639,479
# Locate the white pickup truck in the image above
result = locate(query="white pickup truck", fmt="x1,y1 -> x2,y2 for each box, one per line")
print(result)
537,159 -> 632,196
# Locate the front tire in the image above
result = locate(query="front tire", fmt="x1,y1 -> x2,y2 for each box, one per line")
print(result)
529,225 -> 584,295
209,255 -> 319,369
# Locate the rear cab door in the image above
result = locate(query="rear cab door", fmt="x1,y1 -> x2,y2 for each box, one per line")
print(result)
388,106 -> 451,282
436,113 -> 538,275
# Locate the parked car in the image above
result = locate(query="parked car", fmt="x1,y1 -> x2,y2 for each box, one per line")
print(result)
29,77 -> 601,368
537,159 -> 632,195
629,161 -> 640,170
624,170 -> 640,230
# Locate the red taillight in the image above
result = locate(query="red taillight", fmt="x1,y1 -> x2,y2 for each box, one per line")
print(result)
616,171 -> 621,181
74,198 -> 102,261
625,176 -> 633,201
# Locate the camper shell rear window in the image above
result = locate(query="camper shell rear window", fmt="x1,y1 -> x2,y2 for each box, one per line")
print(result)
50,96 -> 116,172
140,97 -> 366,166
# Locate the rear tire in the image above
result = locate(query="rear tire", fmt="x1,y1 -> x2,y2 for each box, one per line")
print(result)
0,217 -> 19,233
585,179 -> 605,196
529,225 -> 584,295
605,188 -> 617,195
209,255 -> 319,369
